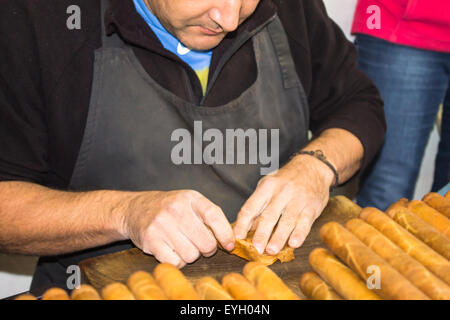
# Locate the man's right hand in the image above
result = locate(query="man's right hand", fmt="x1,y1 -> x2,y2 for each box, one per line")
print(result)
117,190 -> 235,268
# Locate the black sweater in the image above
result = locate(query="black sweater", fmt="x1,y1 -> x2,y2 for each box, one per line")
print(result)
0,0 -> 386,188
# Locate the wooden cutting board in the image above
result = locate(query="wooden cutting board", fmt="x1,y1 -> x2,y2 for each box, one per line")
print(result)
79,195 -> 361,298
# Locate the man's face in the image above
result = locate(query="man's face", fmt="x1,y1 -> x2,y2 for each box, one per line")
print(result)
145,0 -> 261,51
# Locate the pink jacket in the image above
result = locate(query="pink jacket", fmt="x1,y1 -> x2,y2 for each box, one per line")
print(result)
352,0 -> 450,53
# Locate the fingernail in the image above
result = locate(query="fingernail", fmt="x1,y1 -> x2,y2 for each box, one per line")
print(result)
254,244 -> 263,255
226,243 -> 234,251
289,239 -> 299,248
267,245 -> 278,255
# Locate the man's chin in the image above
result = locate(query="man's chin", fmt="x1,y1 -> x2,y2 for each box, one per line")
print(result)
182,35 -> 226,51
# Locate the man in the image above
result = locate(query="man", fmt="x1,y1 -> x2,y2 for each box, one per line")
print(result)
0,0 -> 385,295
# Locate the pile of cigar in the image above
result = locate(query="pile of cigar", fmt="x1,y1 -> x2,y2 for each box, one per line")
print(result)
15,261 -> 300,300
15,192 -> 450,300
300,192 -> 450,300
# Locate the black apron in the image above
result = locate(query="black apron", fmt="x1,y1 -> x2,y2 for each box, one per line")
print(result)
30,0 -> 309,295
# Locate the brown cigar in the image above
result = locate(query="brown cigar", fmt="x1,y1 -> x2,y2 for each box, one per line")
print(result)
321,222 -> 429,300
153,263 -> 200,300
408,200 -> 450,238
222,273 -> 267,300
360,207 -> 450,286
127,270 -> 167,300
309,248 -> 381,300
346,218 -> 450,300
41,288 -> 70,300
386,204 -> 450,260
243,262 -> 300,300
195,277 -> 234,300
423,193 -> 450,219
14,294 -> 37,300
101,283 -> 135,300
299,272 -> 343,300
229,222 -> 294,266
445,191 -> 450,200
70,284 -> 101,300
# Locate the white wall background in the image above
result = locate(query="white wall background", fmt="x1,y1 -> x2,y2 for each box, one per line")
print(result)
0,0 -> 440,299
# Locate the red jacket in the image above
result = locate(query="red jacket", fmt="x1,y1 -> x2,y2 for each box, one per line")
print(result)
352,0 -> 450,53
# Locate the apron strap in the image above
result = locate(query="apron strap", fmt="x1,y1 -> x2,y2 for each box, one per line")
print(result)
267,17 -> 299,89
100,0 -> 123,48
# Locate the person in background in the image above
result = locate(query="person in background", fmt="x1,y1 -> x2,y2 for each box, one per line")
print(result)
352,0 -> 450,210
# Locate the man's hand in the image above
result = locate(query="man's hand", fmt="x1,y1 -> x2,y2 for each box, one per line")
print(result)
233,155 -> 335,255
233,128 -> 364,255
118,190 -> 235,268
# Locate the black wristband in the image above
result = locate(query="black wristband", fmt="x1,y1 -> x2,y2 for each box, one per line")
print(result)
293,150 -> 339,190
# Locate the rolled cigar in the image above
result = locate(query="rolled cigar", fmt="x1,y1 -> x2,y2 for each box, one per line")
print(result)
41,288 -> 70,300
195,277 -> 234,300
360,207 -> 450,286
422,192 -> 450,219
153,263 -> 200,300
309,248 -> 381,300
346,218 -> 450,300
222,273 -> 267,300
321,222 -> 429,300
14,294 -> 37,300
243,262 -> 300,300
70,284 -> 101,300
386,204 -> 450,260
127,271 -> 167,300
388,198 -> 409,209
446,191 -> 450,199
408,200 -> 450,238
101,283 -> 135,300
299,272 -> 343,300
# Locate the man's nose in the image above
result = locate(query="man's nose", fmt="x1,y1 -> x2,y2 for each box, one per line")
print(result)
209,0 -> 241,32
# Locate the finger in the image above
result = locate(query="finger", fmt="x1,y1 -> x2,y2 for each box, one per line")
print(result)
233,182 -> 273,240
143,236 -> 185,268
288,209 -> 318,248
266,201 -> 304,255
192,195 -> 235,251
202,247 -> 218,258
165,226 -> 201,265
252,195 -> 288,255
179,212 -> 218,256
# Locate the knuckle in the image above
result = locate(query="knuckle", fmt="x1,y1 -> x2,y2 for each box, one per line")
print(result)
142,242 -> 153,255
141,228 -> 156,246
252,232 -> 267,245
164,200 -> 181,214
283,215 -> 298,227
202,241 -> 217,254
185,189 -> 200,199
152,214 -> 167,228
203,206 -> 221,224
280,181 -> 295,193
183,249 -> 200,264
239,206 -> 256,219
260,211 -> 278,223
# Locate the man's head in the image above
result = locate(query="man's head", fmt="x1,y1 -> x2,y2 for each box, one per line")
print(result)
145,0 -> 260,51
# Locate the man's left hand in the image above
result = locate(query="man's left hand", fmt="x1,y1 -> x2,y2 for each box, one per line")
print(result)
233,154 -> 335,255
